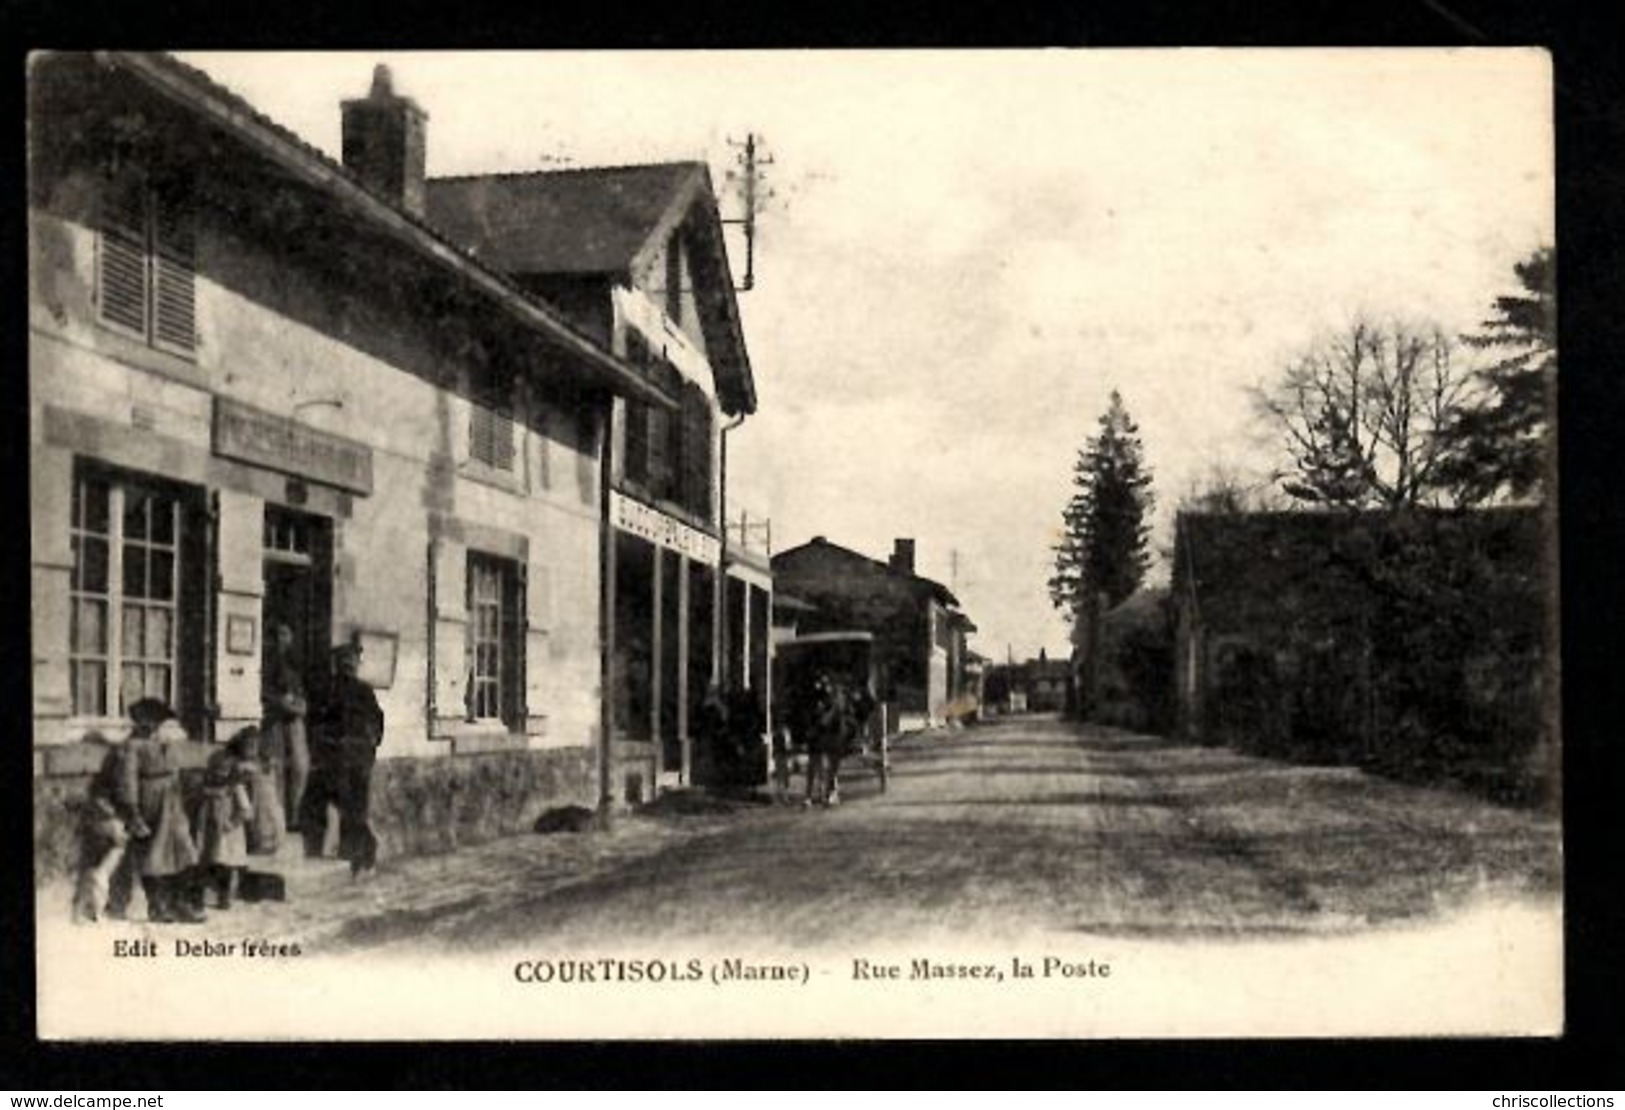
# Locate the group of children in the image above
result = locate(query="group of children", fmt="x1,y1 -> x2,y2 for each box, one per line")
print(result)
73,698 -> 286,925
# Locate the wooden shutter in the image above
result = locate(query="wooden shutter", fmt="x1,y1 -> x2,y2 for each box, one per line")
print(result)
97,184 -> 148,336
152,193 -> 197,355
624,399 -> 649,487
521,560 -> 551,736
683,385 -> 712,520
471,402 -> 515,471
534,405 -> 552,490
622,333 -> 650,489
647,404 -> 670,499
429,537 -> 469,737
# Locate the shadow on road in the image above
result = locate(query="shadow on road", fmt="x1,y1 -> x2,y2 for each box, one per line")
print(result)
297,717 -> 1562,953
878,793 -> 1185,808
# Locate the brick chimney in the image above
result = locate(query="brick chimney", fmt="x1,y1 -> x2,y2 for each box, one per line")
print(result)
889,538 -> 916,575
341,64 -> 428,217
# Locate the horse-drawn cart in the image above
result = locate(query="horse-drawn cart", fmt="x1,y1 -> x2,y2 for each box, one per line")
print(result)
772,631 -> 888,796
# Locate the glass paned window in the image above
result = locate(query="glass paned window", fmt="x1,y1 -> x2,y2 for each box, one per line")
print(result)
466,552 -> 521,727
263,514 -> 310,557
69,468 -> 185,717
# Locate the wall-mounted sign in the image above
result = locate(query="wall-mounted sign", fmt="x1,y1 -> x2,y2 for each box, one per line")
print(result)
213,399 -> 373,495
611,491 -> 720,566
225,614 -> 257,656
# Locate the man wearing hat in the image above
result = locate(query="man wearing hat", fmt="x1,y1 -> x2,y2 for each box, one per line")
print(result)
303,640 -> 385,875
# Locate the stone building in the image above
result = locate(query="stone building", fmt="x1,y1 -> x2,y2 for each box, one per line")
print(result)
425,158 -> 767,798
28,53 -> 679,875
771,537 -> 975,730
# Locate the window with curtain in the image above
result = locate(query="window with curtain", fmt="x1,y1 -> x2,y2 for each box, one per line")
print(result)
70,467 -> 190,717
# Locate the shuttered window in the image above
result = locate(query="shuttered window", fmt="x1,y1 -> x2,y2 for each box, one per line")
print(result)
622,332 -> 652,489
96,179 -> 196,356
470,402 -> 515,471
468,361 -> 516,472
623,398 -> 650,487
681,383 -> 713,521
647,403 -> 672,501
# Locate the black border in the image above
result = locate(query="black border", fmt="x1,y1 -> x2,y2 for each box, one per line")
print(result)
3,0 -> 1621,1090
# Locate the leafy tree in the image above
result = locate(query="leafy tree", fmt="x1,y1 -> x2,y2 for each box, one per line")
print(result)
1049,391 -> 1155,617
1252,318 -> 1471,509
1435,246 -> 1556,505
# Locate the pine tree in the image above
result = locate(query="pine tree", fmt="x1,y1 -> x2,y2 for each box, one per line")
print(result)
1049,391 -> 1155,618
1436,246 -> 1555,505
1279,398 -> 1377,507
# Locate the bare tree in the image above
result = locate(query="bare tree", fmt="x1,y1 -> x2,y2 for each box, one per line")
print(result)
1251,318 -> 1473,509
1176,461 -> 1288,515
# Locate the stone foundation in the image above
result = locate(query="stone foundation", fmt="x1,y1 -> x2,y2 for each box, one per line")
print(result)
370,745 -> 595,858
34,742 -> 596,883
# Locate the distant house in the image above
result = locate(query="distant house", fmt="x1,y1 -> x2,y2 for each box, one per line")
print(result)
1024,654 -> 1073,713
770,537 -> 976,730
1171,507 -> 1548,798
984,653 -> 1072,716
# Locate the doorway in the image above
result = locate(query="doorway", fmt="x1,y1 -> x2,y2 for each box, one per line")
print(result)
262,507 -> 334,799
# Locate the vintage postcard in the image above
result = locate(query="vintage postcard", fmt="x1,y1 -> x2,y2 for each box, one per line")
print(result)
28,48 -> 1559,1040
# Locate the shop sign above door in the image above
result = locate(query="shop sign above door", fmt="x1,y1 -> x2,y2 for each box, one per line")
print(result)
611,491 -> 720,566
213,399 -> 373,495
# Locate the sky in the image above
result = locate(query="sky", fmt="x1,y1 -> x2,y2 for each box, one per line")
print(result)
180,50 -> 1554,661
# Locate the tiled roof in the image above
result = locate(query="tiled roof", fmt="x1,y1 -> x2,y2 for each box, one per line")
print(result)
425,164 -> 705,275
773,537 -> 963,610
425,160 -> 757,417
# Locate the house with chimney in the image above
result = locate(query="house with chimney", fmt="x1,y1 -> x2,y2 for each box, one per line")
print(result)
423,151 -> 768,798
983,652 -> 1073,717
771,537 -> 976,731
28,53 -> 680,877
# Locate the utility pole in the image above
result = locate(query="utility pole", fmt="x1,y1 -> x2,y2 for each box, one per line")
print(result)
723,132 -> 773,292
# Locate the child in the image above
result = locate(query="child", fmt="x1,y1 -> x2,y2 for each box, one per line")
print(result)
194,727 -> 256,910
237,726 -> 285,859
70,736 -> 129,923
115,699 -> 204,923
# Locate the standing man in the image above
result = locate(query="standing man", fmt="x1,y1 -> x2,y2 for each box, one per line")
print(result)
307,642 -> 384,876
261,622 -> 309,831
